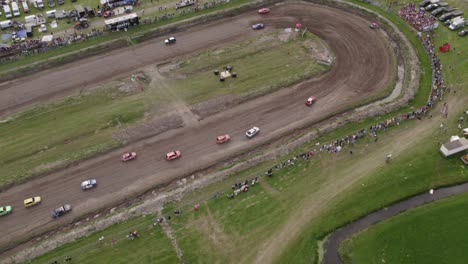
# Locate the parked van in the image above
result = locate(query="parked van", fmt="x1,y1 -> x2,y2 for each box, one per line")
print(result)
0,20 -> 13,29
33,0 -> 45,9
11,2 -> 20,17
449,18 -> 466,30
25,14 -> 37,25
445,16 -> 463,26
22,1 -> 30,13
46,9 -> 56,18
3,4 -> 12,19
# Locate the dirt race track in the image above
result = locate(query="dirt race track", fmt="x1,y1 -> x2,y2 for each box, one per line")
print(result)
0,2 -> 395,254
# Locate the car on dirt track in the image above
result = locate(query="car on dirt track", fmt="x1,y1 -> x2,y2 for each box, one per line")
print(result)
51,204 -> 72,218
258,8 -> 270,14
246,127 -> 260,138
165,37 -> 176,45
121,152 -> 137,162
81,179 -> 97,190
166,150 -> 181,161
369,22 -> 379,29
216,134 -> 231,144
305,96 -> 317,106
24,196 -> 41,208
252,23 -> 265,30
0,206 -> 13,216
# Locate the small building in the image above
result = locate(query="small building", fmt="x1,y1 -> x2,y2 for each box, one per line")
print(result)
440,137 -> 468,157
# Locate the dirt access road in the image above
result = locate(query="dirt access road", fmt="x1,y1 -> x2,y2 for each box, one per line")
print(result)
0,2 -> 395,254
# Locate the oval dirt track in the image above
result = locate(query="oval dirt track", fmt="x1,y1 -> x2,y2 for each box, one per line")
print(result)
0,2 -> 395,253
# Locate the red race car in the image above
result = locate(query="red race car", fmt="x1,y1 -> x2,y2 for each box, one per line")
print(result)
258,8 -> 270,14
121,152 -> 137,162
216,134 -> 231,144
305,96 -> 317,106
166,150 -> 181,161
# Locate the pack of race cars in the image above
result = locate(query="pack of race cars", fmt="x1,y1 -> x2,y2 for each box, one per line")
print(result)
0,7 -> 319,220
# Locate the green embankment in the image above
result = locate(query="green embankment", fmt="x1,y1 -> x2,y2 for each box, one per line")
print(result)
339,193 -> 468,264
29,215 -> 179,264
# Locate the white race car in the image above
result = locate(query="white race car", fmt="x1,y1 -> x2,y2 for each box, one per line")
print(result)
246,127 -> 260,138
81,179 -> 97,190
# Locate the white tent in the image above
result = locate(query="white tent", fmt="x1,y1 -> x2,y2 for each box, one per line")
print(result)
440,137 -> 468,157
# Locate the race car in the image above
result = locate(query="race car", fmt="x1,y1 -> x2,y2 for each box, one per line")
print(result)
81,179 -> 97,190
51,204 -> 72,218
0,206 -> 13,216
369,22 -> 380,29
121,152 -> 137,162
166,150 -> 182,161
258,8 -> 270,14
24,196 -> 41,208
216,134 -> 231,144
252,23 -> 265,30
246,127 -> 260,138
305,96 -> 317,106
165,37 -> 176,45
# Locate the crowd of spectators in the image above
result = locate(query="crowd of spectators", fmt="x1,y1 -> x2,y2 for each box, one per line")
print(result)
419,32 -> 447,110
263,18 -> 446,168
0,29 -> 105,63
399,3 -> 438,32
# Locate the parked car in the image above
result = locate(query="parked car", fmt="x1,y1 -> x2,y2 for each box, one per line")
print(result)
166,150 -> 181,161
252,23 -> 265,30
305,96 -> 317,106
246,127 -> 260,138
258,7 -> 270,14
121,152 -> 137,162
165,37 -> 176,45
425,3 -> 439,11
419,0 -> 430,7
81,179 -> 97,190
58,0 -> 64,4
51,204 -> 72,218
216,134 -> 231,144
24,196 -> 41,208
369,22 -> 379,29
0,206 -> 13,216
459,29 -> 467,37
47,0 -> 55,7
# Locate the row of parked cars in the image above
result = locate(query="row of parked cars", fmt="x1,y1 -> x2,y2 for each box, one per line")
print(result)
419,0 -> 467,36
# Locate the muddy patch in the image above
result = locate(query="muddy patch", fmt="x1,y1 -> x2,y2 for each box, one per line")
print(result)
190,94 -> 241,119
113,113 -> 184,143
32,160 -> 68,174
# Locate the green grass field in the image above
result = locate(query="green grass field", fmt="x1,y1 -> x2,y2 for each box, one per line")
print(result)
0,88 -> 146,188
29,214 -> 179,264
339,192 -> 468,264
168,32 -> 328,104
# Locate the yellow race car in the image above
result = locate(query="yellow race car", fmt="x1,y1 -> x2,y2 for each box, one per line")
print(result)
24,197 -> 42,208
